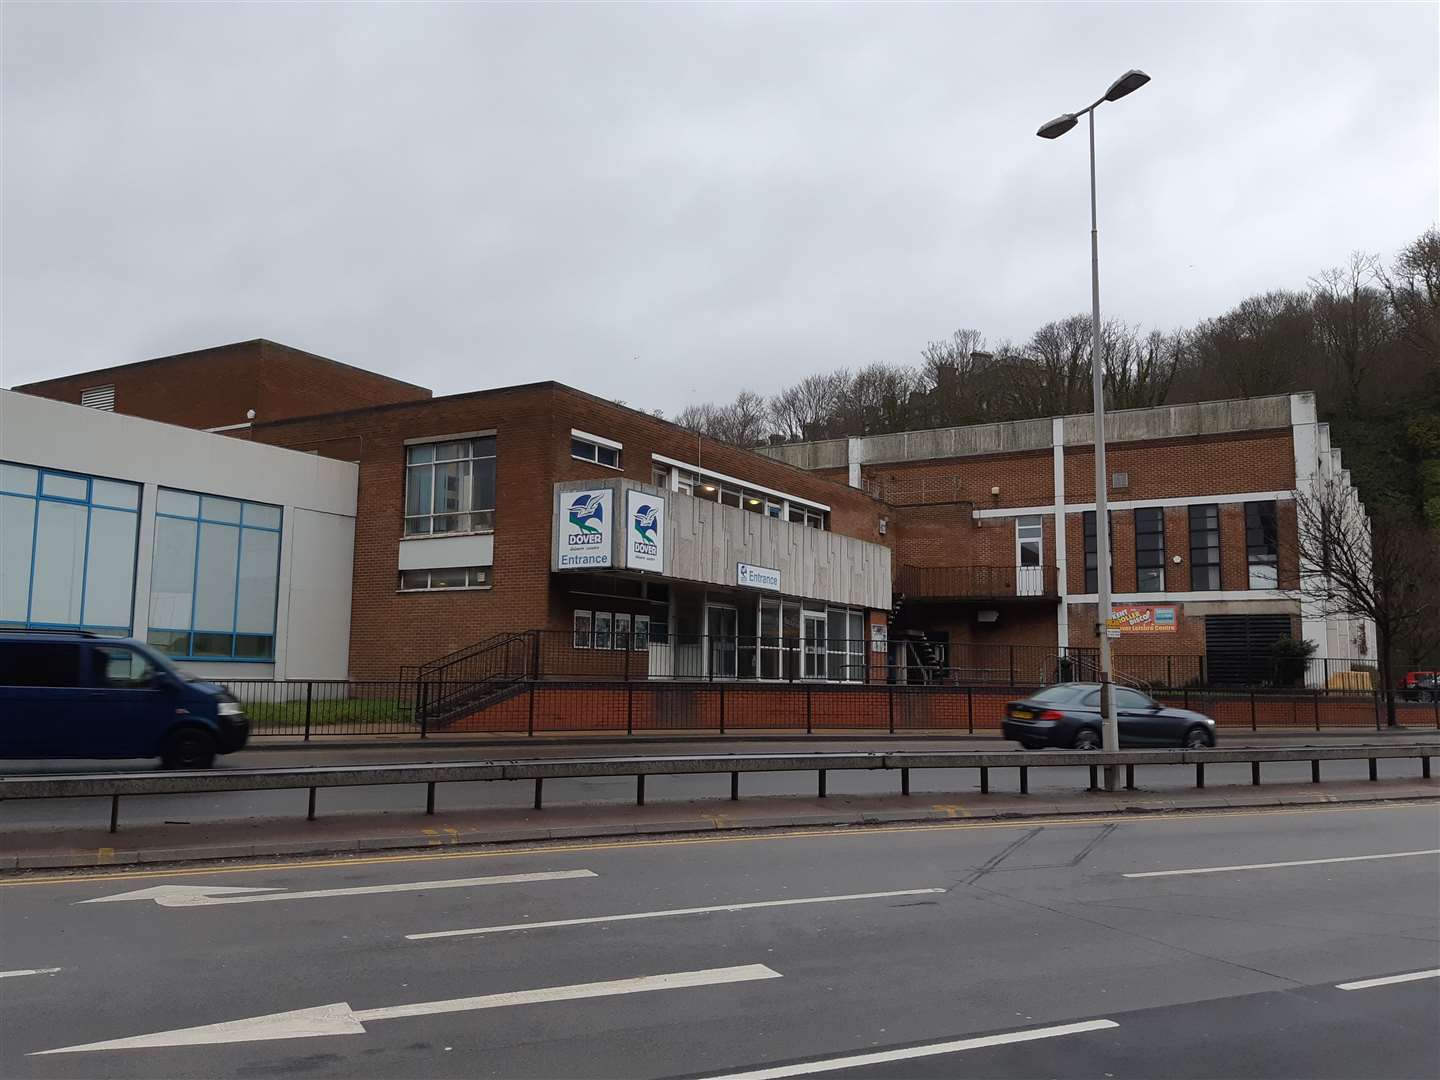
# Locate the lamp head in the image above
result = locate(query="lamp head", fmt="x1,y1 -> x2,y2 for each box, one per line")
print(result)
1104,69 -> 1150,101
1036,113 -> 1078,139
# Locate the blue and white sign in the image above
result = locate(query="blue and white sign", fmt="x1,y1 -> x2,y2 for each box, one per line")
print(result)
737,562 -> 781,591
558,488 -> 613,569
625,489 -> 665,573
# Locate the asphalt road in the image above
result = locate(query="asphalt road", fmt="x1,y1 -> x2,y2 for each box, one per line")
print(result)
3,736 -> 1436,831
2,802 -> 1437,1079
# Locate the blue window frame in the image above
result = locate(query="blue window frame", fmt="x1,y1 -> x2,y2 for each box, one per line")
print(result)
146,488 -> 282,661
0,462 -> 139,634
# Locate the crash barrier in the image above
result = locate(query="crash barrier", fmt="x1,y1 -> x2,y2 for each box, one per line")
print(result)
1,744 -> 1433,835
216,677 -> 1440,739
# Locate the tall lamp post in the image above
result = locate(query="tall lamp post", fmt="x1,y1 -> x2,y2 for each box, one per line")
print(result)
1037,69 -> 1150,791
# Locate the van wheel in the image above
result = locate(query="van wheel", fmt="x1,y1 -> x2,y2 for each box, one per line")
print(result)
161,727 -> 217,770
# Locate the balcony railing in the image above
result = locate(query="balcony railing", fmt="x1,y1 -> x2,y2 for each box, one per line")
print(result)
896,564 -> 1059,601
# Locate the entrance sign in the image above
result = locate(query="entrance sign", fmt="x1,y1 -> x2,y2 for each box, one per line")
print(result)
625,490 -> 665,573
737,562 -> 781,591
559,488 -> 613,569
1107,604 -> 1178,633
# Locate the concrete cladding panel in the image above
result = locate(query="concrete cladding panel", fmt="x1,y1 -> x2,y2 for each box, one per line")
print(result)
1062,396 -> 1292,446
555,478 -> 890,610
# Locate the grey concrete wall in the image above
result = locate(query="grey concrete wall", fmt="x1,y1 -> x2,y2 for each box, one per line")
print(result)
1061,395 -> 1292,446
554,479 -> 890,610
755,439 -> 848,470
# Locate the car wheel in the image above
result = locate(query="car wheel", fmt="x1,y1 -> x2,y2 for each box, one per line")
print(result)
1183,725 -> 1213,750
1071,728 -> 1102,751
161,727 -> 217,770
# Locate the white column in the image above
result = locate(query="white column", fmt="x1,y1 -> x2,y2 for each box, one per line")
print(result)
1290,393 -> 1328,657
270,506 -> 296,681
1052,417 -> 1069,650
847,437 -> 863,489
129,482 -> 159,640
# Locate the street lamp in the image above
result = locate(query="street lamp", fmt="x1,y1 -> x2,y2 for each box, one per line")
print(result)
1037,69 -> 1150,791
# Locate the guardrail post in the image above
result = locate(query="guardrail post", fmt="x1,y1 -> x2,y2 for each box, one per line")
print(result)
731,771 -> 739,800
805,684 -> 813,735
109,795 -> 119,834
303,682 -> 313,743
1008,646 -> 1015,687
1125,764 -> 1135,790
1375,692 -> 1383,732
1434,694 -> 1439,730
527,683 -> 536,737
1314,689 -> 1321,732
419,681 -> 428,740
1195,763 -> 1205,789
1368,758 -> 1378,782
1312,760 -> 1320,783
1423,757 -> 1431,780
533,778 -> 543,810
967,686 -> 974,735
818,769 -> 827,798
901,767 -> 910,796
1019,766 -> 1028,795
636,774 -> 645,806
1087,764 -> 1098,791
623,642 -> 630,683
425,782 -> 436,815
979,766 -> 989,794
626,682 -> 634,736
719,683 -> 726,735
887,685 -> 895,735
1166,656 -> 1173,689
1251,762 -> 1261,786
307,787 -> 317,821
1250,689 -> 1257,732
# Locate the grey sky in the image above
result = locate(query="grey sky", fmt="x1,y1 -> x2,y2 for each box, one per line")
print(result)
3,2 -> 1436,417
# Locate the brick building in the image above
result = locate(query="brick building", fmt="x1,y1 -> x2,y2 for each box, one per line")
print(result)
10,341 -> 1372,689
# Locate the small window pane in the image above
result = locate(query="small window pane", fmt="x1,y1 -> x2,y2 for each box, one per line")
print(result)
473,436 -> 496,458
30,500 -> 87,624
407,462 -> 434,515
468,567 -> 490,586
41,473 -> 87,500
90,479 -> 140,509
634,613 -> 650,650
433,440 -> 461,461
573,610 -> 592,649
234,635 -> 275,659
593,611 -> 612,650
201,497 -> 242,524
190,632 -> 234,657
193,523 -> 240,631
1,494 -> 36,622
243,503 -> 282,529
429,567 -> 470,588
147,630 -> 191,657
571,439 -> 596,461
149,516 -> 197,629
596,446 -> 619,468
404,516 -> 432,536
407,443 -> 435,464
235,528 -> 279,633
0,464 -> 39,495
399,570 -> 430,590
84,506 -> 138,629
157,489 -> 200,516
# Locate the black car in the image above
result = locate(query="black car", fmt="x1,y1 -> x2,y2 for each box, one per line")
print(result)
1002,682 -> 1217,750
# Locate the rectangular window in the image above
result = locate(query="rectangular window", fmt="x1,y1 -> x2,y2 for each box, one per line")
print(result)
570,430 -> 622,469
1082,511 -> 1114,594
651,465 -> 670,489
613,612 -> 632,651
633,613 -> 650,651
148,488 -> 281,660
1134,508 -> 1166,593
398,567 -> 490,591
573,609 -> 592,649
1246,501 -> 1278,588
404,437 -> 496,536
1189,504 -> 1221,591
0,642 -> 81,686
0,463 -> 140,633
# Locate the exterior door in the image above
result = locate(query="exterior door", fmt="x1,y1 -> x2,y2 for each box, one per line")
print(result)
802,611 -> 826,679
1016,515 -> 1044,596
706,604 -> 738,679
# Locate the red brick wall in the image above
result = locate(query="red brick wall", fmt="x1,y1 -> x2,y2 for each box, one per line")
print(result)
14,340 -> 430,431
1064,429 -> 1295,503
863,449 -> 1053,510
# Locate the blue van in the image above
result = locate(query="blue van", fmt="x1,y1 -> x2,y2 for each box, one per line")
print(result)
0,630 -> 248,768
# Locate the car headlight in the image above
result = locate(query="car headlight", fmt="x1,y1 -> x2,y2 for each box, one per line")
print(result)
218,701 -> 245,717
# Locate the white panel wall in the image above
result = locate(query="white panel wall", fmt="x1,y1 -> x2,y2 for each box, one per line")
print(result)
283,510 -> 356,679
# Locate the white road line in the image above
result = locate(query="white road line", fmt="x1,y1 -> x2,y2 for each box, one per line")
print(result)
1123,849 -> 1440,879
1337,969 -> 1440,991
695,1019 -> 1120,1080
0,968 -> 62,979
33,965 -> 782,1054
406,888 -> 947,940
79,870 -> 598,907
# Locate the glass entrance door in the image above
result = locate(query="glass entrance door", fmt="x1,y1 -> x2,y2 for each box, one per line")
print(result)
706,604 -> 738,679
1016,515 -> 1044,596
802,611 -> 826,679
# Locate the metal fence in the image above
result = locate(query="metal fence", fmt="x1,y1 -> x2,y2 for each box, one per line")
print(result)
221,675 -> 1440,739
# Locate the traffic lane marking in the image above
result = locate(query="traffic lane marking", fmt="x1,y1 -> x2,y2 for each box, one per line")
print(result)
77,869 -> 598,907
691,1019 -> 1120,1080
1123,848 -> 1440,878
406,887 -> 947,940
0,967 -> 62,979
5,801 -> 1432,889
32,964 -> 783,1054
1337,968 -> 1440,990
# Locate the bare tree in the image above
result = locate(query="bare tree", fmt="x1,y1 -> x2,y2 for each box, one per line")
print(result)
1375,226 -> 1440,363
1309,253 -> 1394,414
768,371 -> 849,441
1286,476 -> 1440,725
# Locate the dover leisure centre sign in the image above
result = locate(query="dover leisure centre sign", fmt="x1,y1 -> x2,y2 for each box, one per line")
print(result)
557,488 -> 613,569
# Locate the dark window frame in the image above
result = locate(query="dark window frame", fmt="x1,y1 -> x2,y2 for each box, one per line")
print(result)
1082,510 -> 1114,594
1134,507 -> 1166,593
1245,501 -> 1279,588
1189,504 -> 1221,591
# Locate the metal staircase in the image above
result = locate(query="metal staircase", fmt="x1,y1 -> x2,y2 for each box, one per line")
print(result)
406,631 -> 537,732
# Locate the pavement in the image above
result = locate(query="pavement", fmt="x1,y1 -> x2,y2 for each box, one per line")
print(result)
1,801 -> 1436,1078
1,735 -> 1436,869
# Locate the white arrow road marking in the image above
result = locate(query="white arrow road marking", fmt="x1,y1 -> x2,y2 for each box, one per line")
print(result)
694,1019 -> 1120,1080
77,870 -> 597,907
1123,849 -> 1440,878
0,968 -> 62,979
407,888 -> 947,940
31,964 -> 782,1054
1337,969 -> 1440,991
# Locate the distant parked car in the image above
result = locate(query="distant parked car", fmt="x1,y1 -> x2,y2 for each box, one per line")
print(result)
1400,671 -> 1439,702
1002,682 -> 1217,750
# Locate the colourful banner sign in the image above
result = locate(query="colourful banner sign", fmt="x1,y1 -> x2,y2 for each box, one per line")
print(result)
1107,604 -> 1178,633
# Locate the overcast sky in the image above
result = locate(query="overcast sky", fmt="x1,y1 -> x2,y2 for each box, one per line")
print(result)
3,2 -> 1436,416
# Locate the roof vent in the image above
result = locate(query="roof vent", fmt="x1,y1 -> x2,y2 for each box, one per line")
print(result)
80,384 -> 115,411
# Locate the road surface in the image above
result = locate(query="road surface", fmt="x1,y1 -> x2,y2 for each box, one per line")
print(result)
2,801 -> 1436,1078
